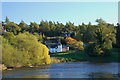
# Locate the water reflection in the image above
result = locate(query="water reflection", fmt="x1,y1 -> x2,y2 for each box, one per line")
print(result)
3,65 -> 51,78
24,74 -> 50,78
89,72 -> 118,78
2,62 -> 119,78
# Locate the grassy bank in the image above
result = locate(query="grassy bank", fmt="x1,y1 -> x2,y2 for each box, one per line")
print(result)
50,48 -> 120,63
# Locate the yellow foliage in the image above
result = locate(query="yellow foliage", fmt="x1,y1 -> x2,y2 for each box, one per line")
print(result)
105,34 -> 109,37
2,32 -> 51,67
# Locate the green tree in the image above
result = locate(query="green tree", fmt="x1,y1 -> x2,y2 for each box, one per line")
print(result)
5,16 -> 10,23
4,22 -> 21,34
75,23 -> 87,41
83,24 -> 96,43
116,23 -> 120,48
19,20 -> 29,32
40,20 -> 50,36
54,22 -> 64,36
29,22 -> 39,33
48,21 -> 56,36
64,21 -> 75,33
96,18 -> 106,24
85,19 -> 113,56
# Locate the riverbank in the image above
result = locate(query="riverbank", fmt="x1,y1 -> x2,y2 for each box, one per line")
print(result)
3,62 -> 119,78
50,48 -> 120,63
2,48 -> 119,70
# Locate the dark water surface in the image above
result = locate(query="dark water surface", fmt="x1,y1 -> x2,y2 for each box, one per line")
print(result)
2,62 -> 119,78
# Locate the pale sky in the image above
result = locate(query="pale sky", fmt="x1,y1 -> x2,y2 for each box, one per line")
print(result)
2,2 -> 118,25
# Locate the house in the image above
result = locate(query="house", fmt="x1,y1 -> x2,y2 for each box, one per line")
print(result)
44,40 -> 69,53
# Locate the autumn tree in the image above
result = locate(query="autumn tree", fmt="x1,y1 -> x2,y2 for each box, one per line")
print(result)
65,37 -> 84,50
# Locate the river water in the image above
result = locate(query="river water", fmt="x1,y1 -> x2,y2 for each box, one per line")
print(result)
2,62 -> 119,78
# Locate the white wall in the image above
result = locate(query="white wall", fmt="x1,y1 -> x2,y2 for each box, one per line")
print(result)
49,45 -> 62,53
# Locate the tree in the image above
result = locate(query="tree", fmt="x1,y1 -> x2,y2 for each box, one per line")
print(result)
0,22 -> 3,34
5,16 -> 10,23
14,32 -> 51,65
85,19 -> 113,56
4,22 -> 21,34
83,25 -> 96,43
33,32 -> 43,42
2,32 -> 51,67
19,20 -> 29,32
96,18 -> 106,24
65,37 -> 84,50
29,22 -> 39,33
54,22 -> 64,36
48,21 -> 56,36
107,24 -> 116,46
116,23 -> 120,48
88,22 -> 91,26
40,20 -> 50,36
2,36 -> 17,67
75,23 -> 87,41
3,32 -> 15,45
64,22 -> 75,33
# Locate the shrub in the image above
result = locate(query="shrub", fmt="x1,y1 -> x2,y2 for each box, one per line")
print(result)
33,32 -> 43,42
85,38 -> 112,57
2,32 -> 51,67
85,44 -> 105,57
65,37 -> 84,50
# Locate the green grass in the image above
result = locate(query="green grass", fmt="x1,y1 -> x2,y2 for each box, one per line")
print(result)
50,48 -> 120,63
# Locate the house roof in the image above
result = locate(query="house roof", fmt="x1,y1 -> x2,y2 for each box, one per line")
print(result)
45,43 -> 62,48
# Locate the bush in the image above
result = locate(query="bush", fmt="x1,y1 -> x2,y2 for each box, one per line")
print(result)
85,43 -> 111,57
2,32 -> 51,67
85,44 -> 103,56
33,32 -> 43,42
65,37 -> 84,50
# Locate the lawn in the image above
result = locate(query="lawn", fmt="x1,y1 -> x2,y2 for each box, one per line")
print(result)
50,48 -> 120,63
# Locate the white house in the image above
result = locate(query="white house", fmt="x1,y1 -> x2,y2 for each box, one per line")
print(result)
45,41 -> 69,53
49,43 -> 62,53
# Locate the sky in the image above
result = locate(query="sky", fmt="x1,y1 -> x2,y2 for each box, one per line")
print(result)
1,0 -> 119,2
2,2 -> 118,25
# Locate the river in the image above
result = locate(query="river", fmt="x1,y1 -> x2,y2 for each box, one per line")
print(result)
2,62 -> 119,78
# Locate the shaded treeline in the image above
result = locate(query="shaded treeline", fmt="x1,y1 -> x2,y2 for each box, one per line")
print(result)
0,17 -> 120,67
1,17 -> 119,46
